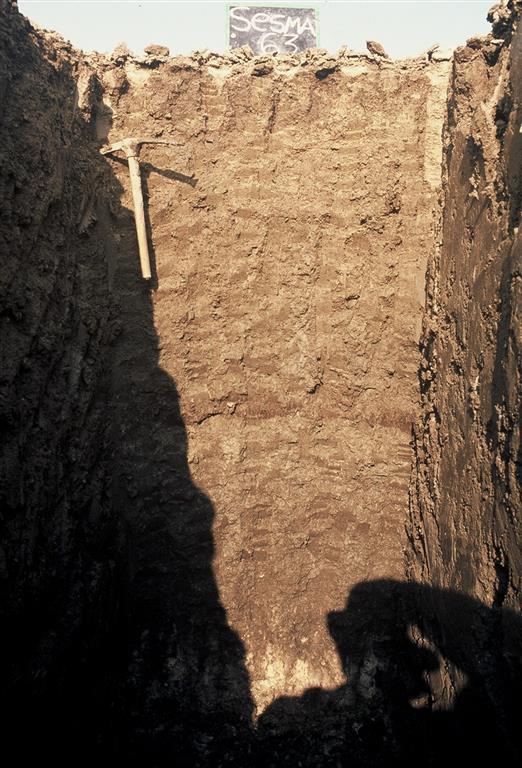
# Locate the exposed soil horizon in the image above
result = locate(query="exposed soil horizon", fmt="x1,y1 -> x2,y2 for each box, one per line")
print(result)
1,0 -> 520,764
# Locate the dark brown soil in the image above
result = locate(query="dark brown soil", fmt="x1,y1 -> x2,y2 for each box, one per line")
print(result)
0,0 -> 520,764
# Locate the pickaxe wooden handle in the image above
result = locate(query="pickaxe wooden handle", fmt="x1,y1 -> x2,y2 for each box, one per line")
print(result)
100,137 -> 177,279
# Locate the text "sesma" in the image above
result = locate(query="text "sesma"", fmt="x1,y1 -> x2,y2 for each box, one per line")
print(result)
229,6 -> 318,55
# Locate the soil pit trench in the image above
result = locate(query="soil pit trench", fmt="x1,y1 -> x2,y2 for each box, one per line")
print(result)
0,0 -> 521,763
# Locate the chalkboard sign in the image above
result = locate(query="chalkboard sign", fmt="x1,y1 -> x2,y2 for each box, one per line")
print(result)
228,6 -> 318,55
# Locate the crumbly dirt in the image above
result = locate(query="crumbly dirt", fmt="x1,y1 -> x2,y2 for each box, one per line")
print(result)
102,37 -> 450,713
408,3 -> 522,757
0,0 -> 127,759
0,0 -> 521,764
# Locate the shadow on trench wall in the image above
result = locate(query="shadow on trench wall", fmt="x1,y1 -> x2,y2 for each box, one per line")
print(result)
106,173 -> 255,765
1,2 -> 521,761
0,3 -> 127,761
49,127 -> 522,767
109,177 -> 522,765
258,580 -> 522,767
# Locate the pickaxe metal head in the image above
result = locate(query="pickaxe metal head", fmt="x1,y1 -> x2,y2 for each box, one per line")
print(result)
101,137 -> 178,158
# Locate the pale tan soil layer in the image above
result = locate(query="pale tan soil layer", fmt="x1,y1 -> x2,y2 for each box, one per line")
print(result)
99,47 -> 450,713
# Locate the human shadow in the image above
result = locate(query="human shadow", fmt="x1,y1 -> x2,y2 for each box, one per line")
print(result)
258,579 -> 522,767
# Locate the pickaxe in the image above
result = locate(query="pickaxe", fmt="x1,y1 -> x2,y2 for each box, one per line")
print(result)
100,137 -> 177,279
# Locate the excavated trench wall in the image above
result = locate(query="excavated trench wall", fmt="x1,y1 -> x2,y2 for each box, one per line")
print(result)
0,1 -> 126,755
99,43 -> 450,721
408,2 -> 522,740
0,0 -> 521,763
411,2 -> 521,611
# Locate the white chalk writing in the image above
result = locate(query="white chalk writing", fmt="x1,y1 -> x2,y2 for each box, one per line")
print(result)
229,6 -> 317,55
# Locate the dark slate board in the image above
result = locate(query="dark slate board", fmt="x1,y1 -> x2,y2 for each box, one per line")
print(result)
229,6 -> 318,55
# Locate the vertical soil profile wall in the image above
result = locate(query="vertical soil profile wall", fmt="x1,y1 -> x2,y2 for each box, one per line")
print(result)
408,2 -> 522,757
0,0 -> 521,765
102,31 -> 449,710
0,0 -> 126,758
98,26 -> 450,742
